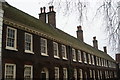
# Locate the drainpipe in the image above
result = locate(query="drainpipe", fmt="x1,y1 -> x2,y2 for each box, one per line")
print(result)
68,45 -> 73,80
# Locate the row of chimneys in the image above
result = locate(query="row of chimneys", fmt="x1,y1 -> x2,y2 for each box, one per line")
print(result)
39,6 -> 56,27
76,26 -> 107,53
39,6 -> 107,53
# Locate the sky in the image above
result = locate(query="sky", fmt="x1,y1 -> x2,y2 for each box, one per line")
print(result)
5,0 -> 116,59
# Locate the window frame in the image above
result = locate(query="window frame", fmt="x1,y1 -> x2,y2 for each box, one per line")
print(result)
5,63 -> 16,79
89,69 -> 92,78
63,68 -> 68,79
74,69 -> 77,80
99,57 -> 101,66
93,70 -> 96,79
79,69 -> 83,79
40,38 -> 48,56
72,48 -> 76,61
62,45 -> 67,60
25,33 -> 33,54
78,50 -> 82,62
83,52 -> 87,63
6,27 -> 17,51
88,54 -> 91,64
55,67 -> 59,79
96,56 -> 99,66
92,55 -> 95,65
53,42 -> 59,58
24,65 -> 33,79
97,70 -> 100,79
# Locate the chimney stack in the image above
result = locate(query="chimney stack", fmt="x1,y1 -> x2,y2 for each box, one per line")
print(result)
76,26 -> 84,41
93,36 -> 98,49
39,6 -> 56,27
39,7 -> 46,23
103,46 -> 107,53
48,6 -> 56,27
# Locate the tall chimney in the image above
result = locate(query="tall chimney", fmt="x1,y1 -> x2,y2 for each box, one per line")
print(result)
116,54 -> 120,63
93,36 -> 98,49
76,26 -> 84,41
48,6 -> 56,27
103,46 -> 107,53
39,7 -> 46,23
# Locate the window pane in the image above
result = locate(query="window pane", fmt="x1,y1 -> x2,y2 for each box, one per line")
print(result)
92,55 -> 95,65
53,42 -> 59,57
84,52 -> 87,63
55,67 -> 59,79
63,68 -> 67,80
88,54 -> 91,64
7,27 -> 16,48
74,69 -> 77,80
72,48 -> 76,61
25,33 -> 32,51
5,64 -> 16,79
24,65 -> 32,80
41,38 -> 47,55
62,45 -> 67,59
78,50 -> 82,62
79,69 -> 82,80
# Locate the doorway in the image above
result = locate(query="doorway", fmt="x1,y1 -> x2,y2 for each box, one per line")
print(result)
41,68 -> 49,80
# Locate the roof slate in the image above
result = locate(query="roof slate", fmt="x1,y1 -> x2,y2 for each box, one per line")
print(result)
3,2 -> 115,62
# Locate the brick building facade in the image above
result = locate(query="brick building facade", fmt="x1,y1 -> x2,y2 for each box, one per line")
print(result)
0,1 -> 118,80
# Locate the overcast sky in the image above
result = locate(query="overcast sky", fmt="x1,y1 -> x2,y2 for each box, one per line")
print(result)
5,0 -> 116,59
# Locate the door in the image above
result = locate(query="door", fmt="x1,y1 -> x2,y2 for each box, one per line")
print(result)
41,73 -> 46,80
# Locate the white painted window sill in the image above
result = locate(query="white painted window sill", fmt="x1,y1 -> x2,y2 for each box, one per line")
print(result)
73,59 -> 77,62
5,46 -> 18,51
78,61 -> 82,63
62,57 -> 68,60
54,56 -> 60,59
84,62 -> 87,64
25,50 -> 34,54
41,53 -> 49,56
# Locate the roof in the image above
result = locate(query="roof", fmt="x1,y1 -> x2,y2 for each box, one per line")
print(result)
2,2 -> 115,62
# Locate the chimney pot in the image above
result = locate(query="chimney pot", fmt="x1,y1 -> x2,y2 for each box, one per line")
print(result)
40,7 -> 43,13
93,36 -> 96,40
43,7 -> 46,13
51,6 -> 54,11
49,6 -> 52,12
77,26 -> 82,30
